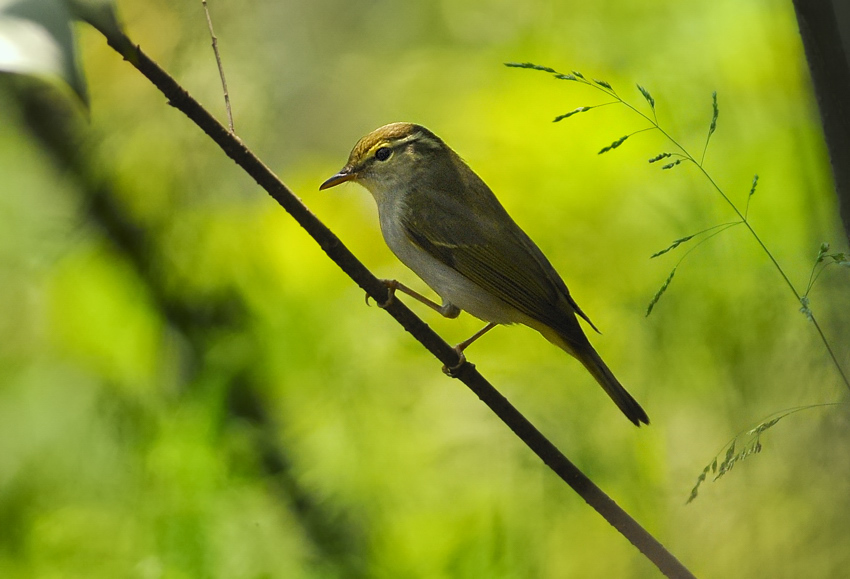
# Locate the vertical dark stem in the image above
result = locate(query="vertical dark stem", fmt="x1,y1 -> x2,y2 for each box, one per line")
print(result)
792,0 -> 850,242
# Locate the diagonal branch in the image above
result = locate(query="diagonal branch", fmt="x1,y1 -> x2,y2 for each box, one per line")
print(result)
95,26 -> 696,579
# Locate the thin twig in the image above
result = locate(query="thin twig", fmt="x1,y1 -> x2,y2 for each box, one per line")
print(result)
95,28 -> 696,579
201,0 -> 234,133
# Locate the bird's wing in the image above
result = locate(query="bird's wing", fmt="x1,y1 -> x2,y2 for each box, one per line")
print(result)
400,186 -> 597,332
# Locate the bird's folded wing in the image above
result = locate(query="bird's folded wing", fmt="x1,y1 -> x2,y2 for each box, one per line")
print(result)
401,206 -> 594,331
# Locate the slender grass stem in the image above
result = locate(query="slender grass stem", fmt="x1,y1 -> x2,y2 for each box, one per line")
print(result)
674,222 -> 741,267
687,402 -> 843,502
807,262 -> 830,295
521,65 -> 850,391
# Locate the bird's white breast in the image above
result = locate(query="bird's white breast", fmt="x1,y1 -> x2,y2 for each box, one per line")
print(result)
376,194 -> 518,325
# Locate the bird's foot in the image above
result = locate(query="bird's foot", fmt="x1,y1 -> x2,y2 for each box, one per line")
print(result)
365,279 -> 398,309
442,348 -> 473,377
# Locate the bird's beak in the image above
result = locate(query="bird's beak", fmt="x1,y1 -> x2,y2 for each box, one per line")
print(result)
319,166 -> 355,190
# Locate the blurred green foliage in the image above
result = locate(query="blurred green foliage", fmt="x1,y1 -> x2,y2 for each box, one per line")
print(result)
1,0 -> 849,577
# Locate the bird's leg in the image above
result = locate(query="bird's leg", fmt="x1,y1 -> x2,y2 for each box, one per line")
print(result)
442,322 -> 497,376
455,322 -> 498,353
365,279 -> 490,376
371,279 -> 460,318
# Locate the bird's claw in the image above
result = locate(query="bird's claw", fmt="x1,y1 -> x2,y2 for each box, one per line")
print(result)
365,279 -> 397,309
442,350 -> 472,377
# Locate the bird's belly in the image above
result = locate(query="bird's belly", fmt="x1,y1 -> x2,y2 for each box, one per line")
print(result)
380,214 -> 517,324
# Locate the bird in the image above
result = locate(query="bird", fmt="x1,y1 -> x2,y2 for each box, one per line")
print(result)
320,122 -> 649,426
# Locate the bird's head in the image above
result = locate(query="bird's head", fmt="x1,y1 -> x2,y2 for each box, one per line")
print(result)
320,122 -> 450,200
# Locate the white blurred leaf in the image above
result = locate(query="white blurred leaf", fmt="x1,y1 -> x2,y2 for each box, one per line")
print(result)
0,0 -> 86,101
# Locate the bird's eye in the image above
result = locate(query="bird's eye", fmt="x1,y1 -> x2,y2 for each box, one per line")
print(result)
374,147 -> 391,161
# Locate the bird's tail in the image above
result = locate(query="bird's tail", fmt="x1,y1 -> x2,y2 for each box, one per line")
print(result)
541,324 -> 649,426
574,343 -> 649,426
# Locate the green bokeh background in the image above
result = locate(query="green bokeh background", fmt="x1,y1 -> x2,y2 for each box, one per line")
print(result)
2,0 -> 849,577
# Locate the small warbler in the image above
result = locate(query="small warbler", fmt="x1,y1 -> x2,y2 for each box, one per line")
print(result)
320,122 -> 648,426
